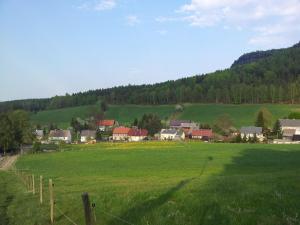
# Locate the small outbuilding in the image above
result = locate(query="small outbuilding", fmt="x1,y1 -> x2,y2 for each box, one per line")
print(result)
80,130 -> 96,143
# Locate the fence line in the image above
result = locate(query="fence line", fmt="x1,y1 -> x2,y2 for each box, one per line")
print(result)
11,167 -> 138,225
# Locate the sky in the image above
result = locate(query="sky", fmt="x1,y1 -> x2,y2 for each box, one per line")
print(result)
1,0 -> 300,102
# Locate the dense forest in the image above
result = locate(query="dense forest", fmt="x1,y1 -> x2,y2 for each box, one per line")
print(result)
1,41 -> 300,112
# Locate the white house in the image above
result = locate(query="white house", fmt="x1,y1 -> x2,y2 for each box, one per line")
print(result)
48,130 -> 72,143
160,129 -> 185,141
112,127 -> 131,141
240,126 -> 264,142
279,119 -> 300,141
80,130 -> 96,143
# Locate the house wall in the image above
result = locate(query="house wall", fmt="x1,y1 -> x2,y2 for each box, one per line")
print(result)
160,134 -> 176,140
241,133 -> 264,142
113,134 -> 128,141
129,136 -> 146,142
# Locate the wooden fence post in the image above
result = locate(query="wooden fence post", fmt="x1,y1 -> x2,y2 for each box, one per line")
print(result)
40,175 -> 43,204
81,192 -> 95,225
49,179 -> 54,224
32,174 -> 35,194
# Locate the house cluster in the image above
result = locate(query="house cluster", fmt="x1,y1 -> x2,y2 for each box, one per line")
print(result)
37,117 -> 300,144
160,120 -> 213,141
238,119 -> 300,143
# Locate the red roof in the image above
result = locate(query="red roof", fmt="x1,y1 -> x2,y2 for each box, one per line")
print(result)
128,128 -> 148,137
113,127 -> 131,135
97,120 -> 115,126
192,129 -> 213,137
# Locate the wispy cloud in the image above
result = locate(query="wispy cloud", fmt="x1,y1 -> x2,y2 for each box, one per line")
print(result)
126,15 -> 141,26
157,0 -> 300,48
77,0 -> 116,11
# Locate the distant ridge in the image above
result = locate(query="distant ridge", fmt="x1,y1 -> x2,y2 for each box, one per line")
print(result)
1,41 -> 300,112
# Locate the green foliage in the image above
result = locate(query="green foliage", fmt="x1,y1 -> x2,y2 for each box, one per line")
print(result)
288,112 -> 300,119
213,114 -> 234,136
235,133 -> 242,143
32,141 -> 41,153
138,114 -> 162,136
272,120 -> 283,139
255,108 -> 273,131
0,110 -> 33,154
101,101 -> 108,112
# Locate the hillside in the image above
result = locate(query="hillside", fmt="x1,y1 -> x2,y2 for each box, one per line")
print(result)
1,41 -> 300,112
31,103 -> 300,128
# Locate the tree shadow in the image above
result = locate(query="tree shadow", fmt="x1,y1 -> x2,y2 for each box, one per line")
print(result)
108,149 -> 300,225
186,148 -> 300,225
108,156 -> 214,225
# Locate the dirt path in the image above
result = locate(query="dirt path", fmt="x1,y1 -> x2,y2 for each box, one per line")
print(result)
0,155 -> 19,171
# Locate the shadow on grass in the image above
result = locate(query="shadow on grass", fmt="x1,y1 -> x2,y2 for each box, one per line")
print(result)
109,148 -> 300,225
108,156 -> 214,225
0,178 -> 14,225
185,148 -> 300,225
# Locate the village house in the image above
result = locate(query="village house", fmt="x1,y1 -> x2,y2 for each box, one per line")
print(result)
128,128 -> 148,142
97,120 -> 117,131
191,129 -> 213,141
160,129 -> 185,141
48,130 -> 72,143
279,119 -> 300,141
240,126 -> 264,142
112,127 -> 131,141
80,130 -> 96,143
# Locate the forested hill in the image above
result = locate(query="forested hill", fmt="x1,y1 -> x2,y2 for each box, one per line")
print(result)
1,41 -> 300,112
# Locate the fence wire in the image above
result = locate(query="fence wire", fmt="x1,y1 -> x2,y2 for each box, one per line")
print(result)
11,167 -> 140,225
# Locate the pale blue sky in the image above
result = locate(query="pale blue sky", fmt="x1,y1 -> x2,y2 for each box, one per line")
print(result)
1,0 -> 300,101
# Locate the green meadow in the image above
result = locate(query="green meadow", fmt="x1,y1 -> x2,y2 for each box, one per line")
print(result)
30,104 -> 300,128
1,142 -> 300,225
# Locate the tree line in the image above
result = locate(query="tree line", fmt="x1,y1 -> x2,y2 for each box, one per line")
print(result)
1,43 -> 300,113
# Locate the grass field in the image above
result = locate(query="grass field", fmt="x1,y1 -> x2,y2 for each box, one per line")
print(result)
2,142 -> 300,225
30,103 -> 300,129
179,104 -> 300,127
30,105 -> 95,128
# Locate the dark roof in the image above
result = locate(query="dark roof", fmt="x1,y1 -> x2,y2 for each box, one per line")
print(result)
240,126 -> 262,135
161,129 -> 178,135
128,128 -> 148,137
192,129 -> 213,137
170,120 -> 191,127
81,130 -> 96,137
49,130 -> 71,138
279,119 -> 300,127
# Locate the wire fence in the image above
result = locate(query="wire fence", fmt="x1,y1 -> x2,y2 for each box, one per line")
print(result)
11,167 -> 136,225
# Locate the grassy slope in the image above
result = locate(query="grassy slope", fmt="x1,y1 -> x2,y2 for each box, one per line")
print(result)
4,142 -> 300,225
30,105 -> 95,128
30,104 -> 300,129
180,104 -> 300,127
104,105 -> 175,125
